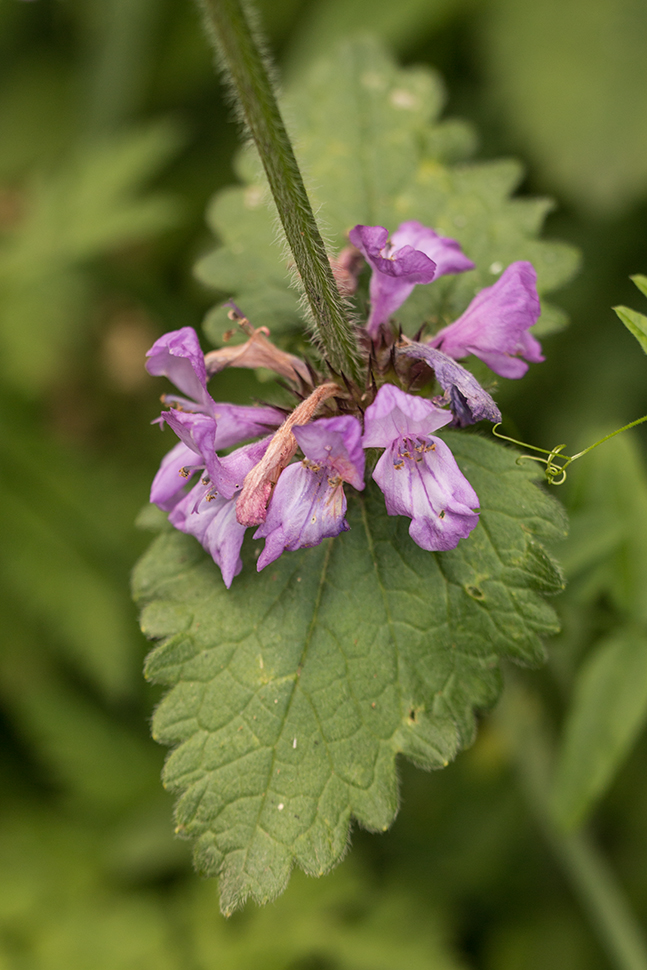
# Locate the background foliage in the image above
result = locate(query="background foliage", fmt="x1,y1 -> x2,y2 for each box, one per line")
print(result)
2,0 -> 647,966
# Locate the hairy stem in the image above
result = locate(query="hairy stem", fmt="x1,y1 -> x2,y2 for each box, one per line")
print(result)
197,0 -> 362,379
497,679 -> 647,970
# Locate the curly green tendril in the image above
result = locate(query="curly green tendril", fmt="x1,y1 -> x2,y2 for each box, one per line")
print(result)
492,414 -> 647,485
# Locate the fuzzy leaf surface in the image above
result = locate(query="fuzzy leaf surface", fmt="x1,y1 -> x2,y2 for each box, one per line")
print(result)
195,39 -> 579,346
134,434 -> 565,913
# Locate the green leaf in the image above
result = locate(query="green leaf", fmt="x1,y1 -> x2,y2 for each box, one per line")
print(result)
614,274 -> 647,354
613,306 -> 647,355
551,628 -> 647,830
631,273 -> 647,300
134,433 -> 565,913
196,39 -> 579,347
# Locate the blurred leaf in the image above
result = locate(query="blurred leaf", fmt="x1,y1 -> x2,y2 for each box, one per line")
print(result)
551,628 -> 647,830
285,0 -> 469,78
0,810 -> 182,970
566,432 -> 647,623
0,489 -> 139,697
0,56 -> 75,179
482,0 -> 647,213
0,638 -> 162,813
0,122 -> 183,393
134,434 -> 565,912
0,806 -> 465,970
187,864 -> 467,970
0,421 -> 144,699
613,274 -> 647,354
196,39 -> 579,347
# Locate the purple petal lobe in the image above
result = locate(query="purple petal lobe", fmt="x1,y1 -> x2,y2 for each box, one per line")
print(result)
373,437 -> 479,551
390,221 -> 475,278
209,403 -> 283,449
150,440 -> 200,511
161,410 -> 216,462
430,261 -> 543,378
146,327 -> 212,410
350,223 -> 436,336
254,463 -> 349,570
399,343 -> 502,426
349,221 -> 473,337
168,483 -> 246,588
215,436 -> 273,500
293,415 -> 365,490
363,384 -> 452,449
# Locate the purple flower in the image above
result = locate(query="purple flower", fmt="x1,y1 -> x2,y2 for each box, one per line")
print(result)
150,440 -> 205,511
146,327 -> 213,414
254,416 -> 365,569
146,326 -> 287,585
164,430 -> 274,587
168,484 -> 247,588
430,261 -> 543,379
398,343 -> 501,427
349,221 -> 474,338
146,327 -> 283,511
363,385 -> 479,551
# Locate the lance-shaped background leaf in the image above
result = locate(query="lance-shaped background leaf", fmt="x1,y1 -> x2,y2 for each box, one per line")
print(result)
195,38 -> 579,346
134,435 -> 566,913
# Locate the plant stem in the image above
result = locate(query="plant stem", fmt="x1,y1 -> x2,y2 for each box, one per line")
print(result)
497,679 -> 647,970
197,0 -> 362,380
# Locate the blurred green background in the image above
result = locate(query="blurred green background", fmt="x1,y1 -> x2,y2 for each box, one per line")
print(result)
2,0 -> 647,967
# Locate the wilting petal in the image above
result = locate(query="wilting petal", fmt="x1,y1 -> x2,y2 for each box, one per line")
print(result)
363,384 -> 452,449
169,483 -> 246,588
349,224 -> 436,337
373,437 -> 479,551
146,327 -> 213,411
254,463 -> 349,569
390,221 -> 475,278
293,415 -> 365,490
398,343 -> 501,426
150,440 -> 201,511
235,382 -> 340,527
430,261 -> 543,379
204,329 -> 311,385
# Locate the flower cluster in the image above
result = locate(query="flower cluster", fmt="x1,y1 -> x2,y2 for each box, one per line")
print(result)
146,221 -> 544,586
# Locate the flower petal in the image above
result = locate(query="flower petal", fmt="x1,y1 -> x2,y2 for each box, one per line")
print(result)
254,463 -> 349,569
390,221 -> 475,278
363,384 -> 452,449
373,437 -> 479,551
398,343 -> 501,426
293,415 -> 365,490
145,327 -> 212,411
150,440 -> 200,511
168,483 -> 246,588
431,261 -> 543,378
349,224 -> 436,336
